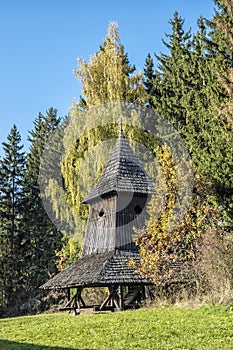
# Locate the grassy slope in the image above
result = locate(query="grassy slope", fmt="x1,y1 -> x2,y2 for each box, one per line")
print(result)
0,306 -> 233,350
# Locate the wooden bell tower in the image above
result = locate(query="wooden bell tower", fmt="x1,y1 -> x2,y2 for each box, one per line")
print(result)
82,128 -> 155,256
41,127 -> 155,313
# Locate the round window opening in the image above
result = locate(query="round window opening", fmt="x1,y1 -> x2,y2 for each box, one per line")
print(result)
99,209 -> 105,217
134,205 -> 142,214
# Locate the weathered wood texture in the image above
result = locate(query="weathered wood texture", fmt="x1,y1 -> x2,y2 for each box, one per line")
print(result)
83,195 -> 116,255
40,130 -> 155,294
82,132 -> 155,204
116,193 -> 149,252
40,250 -> 151,289
83,192 -> 150,255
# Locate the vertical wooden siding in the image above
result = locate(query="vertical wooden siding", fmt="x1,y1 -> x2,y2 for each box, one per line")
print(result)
82,192 -> 151,256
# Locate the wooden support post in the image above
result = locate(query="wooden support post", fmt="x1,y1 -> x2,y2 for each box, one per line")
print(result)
76,287 -> 86,307
119,285 -> 124,311
100,291 -> 112,310
99,285 -> 120,311
60,287 -> 84,315
112,285 -> 120,311
63,293 -> 77,308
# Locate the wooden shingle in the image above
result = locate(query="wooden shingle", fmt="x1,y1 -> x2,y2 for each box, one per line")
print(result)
40,129 -> 155,305
83,131 -> 155,204
40,250 -> 151,290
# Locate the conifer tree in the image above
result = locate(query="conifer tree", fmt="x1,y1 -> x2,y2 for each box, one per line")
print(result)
144,53 -> 158,108
144,11 -> 232,192
139,10 -> 233,291
207,0 -> 233,125
0,125 -> 26,308
205,0 -> 233,231
23,108 -> 63,289
147,12 -> 192,127
181,17 -> 231,187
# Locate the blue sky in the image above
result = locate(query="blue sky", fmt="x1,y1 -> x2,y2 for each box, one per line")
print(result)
0,0 -> 214,155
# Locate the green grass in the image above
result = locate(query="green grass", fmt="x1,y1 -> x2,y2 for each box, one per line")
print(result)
0,306 -> 233,349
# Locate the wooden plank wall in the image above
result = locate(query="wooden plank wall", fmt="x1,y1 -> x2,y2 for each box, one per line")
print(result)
82,192 -> 151,256
83,195 -> 117,255
116,193 -> 149,251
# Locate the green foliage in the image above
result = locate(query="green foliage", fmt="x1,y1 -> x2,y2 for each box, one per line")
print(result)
205,0 -> 233,232
1,5 -> 233,316
60,23 -> 150,254
207,0 -> 233,124
149,12 -> 192,125
0,306 -> 233,349
23,108 -> 63,289
56,233 -> 81,270
0,125 -> 26,309
145,12 -> 232,189
134,146 -> 217,286
140,9 -> 233,294
75,21 -> 147,108
0,110 -> 70,315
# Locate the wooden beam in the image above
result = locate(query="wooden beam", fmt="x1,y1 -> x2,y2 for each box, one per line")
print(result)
99,285 -> 120,311
67,288 -> 70,302
119,285 -> 124,311
60,287 -> 84,315
76,287 -> 86,307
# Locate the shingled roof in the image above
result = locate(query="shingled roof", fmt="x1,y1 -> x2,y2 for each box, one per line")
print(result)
40,251 -> 151,290
40,128 -> 155,293
83,130 -> 155,203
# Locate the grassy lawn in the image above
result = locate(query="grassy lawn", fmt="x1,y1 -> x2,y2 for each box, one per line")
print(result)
0,306 -> 233,349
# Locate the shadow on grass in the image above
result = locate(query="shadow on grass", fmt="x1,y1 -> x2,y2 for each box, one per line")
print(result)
0,339 -> 95,350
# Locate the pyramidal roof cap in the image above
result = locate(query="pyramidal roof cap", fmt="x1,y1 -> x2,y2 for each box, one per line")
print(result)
83,130 -> 155,203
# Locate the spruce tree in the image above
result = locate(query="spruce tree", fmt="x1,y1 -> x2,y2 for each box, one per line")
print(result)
207,0 -> 233,125
144,11 -> 232,193
139,10 -> 233,291
144,53 -> 158,108
0,125 -> 26,309
148,12 -> 192,128
205,0 -> 233,230
23,108 -> 63,289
